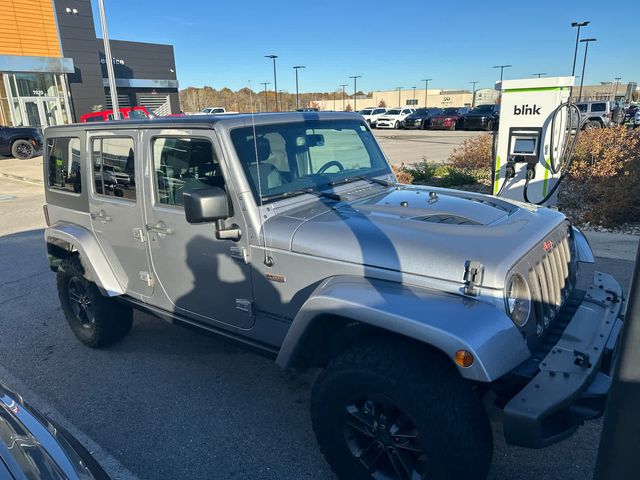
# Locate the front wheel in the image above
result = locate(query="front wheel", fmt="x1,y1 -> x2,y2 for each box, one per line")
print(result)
583,120 -> 602,130
311,338 -> 493,480
394,121 -> 400,129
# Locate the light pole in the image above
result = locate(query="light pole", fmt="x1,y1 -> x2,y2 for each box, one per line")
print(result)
97,0 -> 120,119
265,55 -> 279,111
614,77 -> 622,101
578,38 -> 597,101
493,64 -> 512,85
421,78 -> 432,108
340,84 -> 348,111
396,87 -> 403,107
333,91 -> 336,111
349,76 -> 362,111
278,90 -> 285,111
532,73 -> 547,78
260,81 -> 270,112
293,65 -> 305,110
571,21 -> 590,76
470,81 -> 478,108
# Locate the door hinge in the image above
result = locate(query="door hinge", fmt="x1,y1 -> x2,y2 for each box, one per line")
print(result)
139,271 -> 155,288
133,228 -> 146,242
230,246 -> 250,264
235,299 -> 253,316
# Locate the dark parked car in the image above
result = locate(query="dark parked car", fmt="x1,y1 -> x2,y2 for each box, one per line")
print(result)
0,380 -> 109,479
402,108 -> 443,129
624,104 -> 639,124
463,104 -> 500,131
0,124 -> 43,159
430,107 -> 470,130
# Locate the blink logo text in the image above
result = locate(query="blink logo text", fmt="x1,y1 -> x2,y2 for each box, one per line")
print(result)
513,104 -> 541,115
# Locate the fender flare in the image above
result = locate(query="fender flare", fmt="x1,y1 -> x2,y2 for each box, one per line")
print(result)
45,223 -> 124,297
276,276 -> 530,382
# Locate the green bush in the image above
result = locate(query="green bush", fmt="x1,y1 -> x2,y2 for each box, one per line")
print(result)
404,160 -> 476,187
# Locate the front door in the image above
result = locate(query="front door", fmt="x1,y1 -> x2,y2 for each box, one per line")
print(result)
87,131 -> 153,298
141,129 -> 254,329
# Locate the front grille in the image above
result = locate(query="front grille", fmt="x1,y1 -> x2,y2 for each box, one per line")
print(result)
527,233 -> 574,335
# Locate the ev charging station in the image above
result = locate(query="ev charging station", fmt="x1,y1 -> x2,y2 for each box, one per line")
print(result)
493,76 -> 579,206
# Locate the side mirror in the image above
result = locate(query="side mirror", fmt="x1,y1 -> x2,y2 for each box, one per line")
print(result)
183,186 -> 231,224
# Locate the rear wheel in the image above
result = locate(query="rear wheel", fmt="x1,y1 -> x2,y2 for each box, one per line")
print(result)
11,139 -> 34,159
56,256 -> 133,347
583,120 -> 602,130
311,337 -> 493,480
485,120 -> 494,132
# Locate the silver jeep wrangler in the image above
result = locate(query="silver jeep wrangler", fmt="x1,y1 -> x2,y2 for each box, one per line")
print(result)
43,112 -> 622,480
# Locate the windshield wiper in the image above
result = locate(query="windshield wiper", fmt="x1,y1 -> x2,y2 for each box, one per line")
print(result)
328,175 -> 393,187
261,187 -> 342,203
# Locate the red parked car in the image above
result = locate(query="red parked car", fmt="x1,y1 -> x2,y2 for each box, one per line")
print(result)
430,107 -> 470,131
80,106 -> 152,123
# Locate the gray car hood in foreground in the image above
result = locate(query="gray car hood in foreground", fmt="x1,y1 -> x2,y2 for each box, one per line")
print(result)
265,185 -> 566,289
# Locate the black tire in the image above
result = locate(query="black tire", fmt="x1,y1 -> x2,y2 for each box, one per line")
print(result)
11,139 -> 34,159
485,120 -> 494,132
311,337 -> 492,480
394,121 -> 399,129
583,120 -> 601,130
56,255 -> 133,348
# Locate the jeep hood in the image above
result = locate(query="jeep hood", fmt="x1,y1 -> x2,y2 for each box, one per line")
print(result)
265,185 -> 567,289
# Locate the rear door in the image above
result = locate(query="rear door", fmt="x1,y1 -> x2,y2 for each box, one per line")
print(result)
141,128 -> 254,329
87,131 -> 153,298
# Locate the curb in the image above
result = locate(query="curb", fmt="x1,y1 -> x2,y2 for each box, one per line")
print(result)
0,171 -> 42,185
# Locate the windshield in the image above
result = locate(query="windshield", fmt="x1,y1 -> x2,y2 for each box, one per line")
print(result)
359,109 -> 373,115
127,109 -> 150,119
230,119 -> 391,203
470,104 -> 494,113
385,109 -> 401,115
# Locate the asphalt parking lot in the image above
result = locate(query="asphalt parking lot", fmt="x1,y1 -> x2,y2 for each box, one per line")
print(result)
0,168 -> 637,479
373,128 -> 484,166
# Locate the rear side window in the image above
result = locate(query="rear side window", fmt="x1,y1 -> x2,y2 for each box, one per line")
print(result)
591,103 -> 606,112
576,104 -> 587,112
152,137 -> 222,207
92,137 -> 136,201
47,137 -> 81,194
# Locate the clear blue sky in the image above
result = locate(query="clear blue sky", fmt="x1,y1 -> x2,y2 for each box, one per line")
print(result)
91,0 -> 638,93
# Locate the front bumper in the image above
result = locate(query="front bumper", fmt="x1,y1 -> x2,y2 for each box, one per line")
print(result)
503,271 -> 623,448
376,120 -> 396,129
463,117 -> 489,130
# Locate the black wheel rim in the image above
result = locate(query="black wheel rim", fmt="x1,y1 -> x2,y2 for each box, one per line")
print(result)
15,143 -> 33,159
67,278 -> 95,328
343,395 -> 427,480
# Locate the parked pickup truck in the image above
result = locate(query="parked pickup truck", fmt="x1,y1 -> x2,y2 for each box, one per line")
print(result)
197,107 -> 240,115
43,112 -> 622,480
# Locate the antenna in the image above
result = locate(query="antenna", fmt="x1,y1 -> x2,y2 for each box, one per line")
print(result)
248,81 -> 274,267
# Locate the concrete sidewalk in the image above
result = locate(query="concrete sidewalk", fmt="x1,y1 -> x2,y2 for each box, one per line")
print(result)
0,156 -> 43,184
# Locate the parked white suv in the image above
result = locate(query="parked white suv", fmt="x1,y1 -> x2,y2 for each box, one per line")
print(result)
357,107 -> 387,127
375,107 -> 415,129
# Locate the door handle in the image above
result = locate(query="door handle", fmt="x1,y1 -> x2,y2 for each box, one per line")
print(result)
146,221 -> 173,237
90,210 -> 112,223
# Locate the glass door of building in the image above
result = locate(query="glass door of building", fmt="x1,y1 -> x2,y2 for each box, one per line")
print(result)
19,97 -> 63,128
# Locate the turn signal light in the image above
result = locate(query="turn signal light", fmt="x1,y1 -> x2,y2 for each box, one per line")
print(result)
455,350 -> 474,368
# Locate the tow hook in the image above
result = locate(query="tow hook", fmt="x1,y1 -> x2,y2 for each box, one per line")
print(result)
574,350 -> 592,369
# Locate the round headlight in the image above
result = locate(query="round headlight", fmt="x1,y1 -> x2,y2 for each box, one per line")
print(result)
505,273 -> 531,327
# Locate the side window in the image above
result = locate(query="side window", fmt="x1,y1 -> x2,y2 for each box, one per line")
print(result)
47,137 -> 81,194
577,104 -> 588,113
92,137 -> 136,201
152,137 -> 222,207
591,103 -> 606,112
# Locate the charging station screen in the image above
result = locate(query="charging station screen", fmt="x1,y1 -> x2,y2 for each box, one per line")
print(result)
513,138 -> 536,154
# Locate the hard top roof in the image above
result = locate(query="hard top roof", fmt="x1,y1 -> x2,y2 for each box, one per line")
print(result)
45,111 -> 362,135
